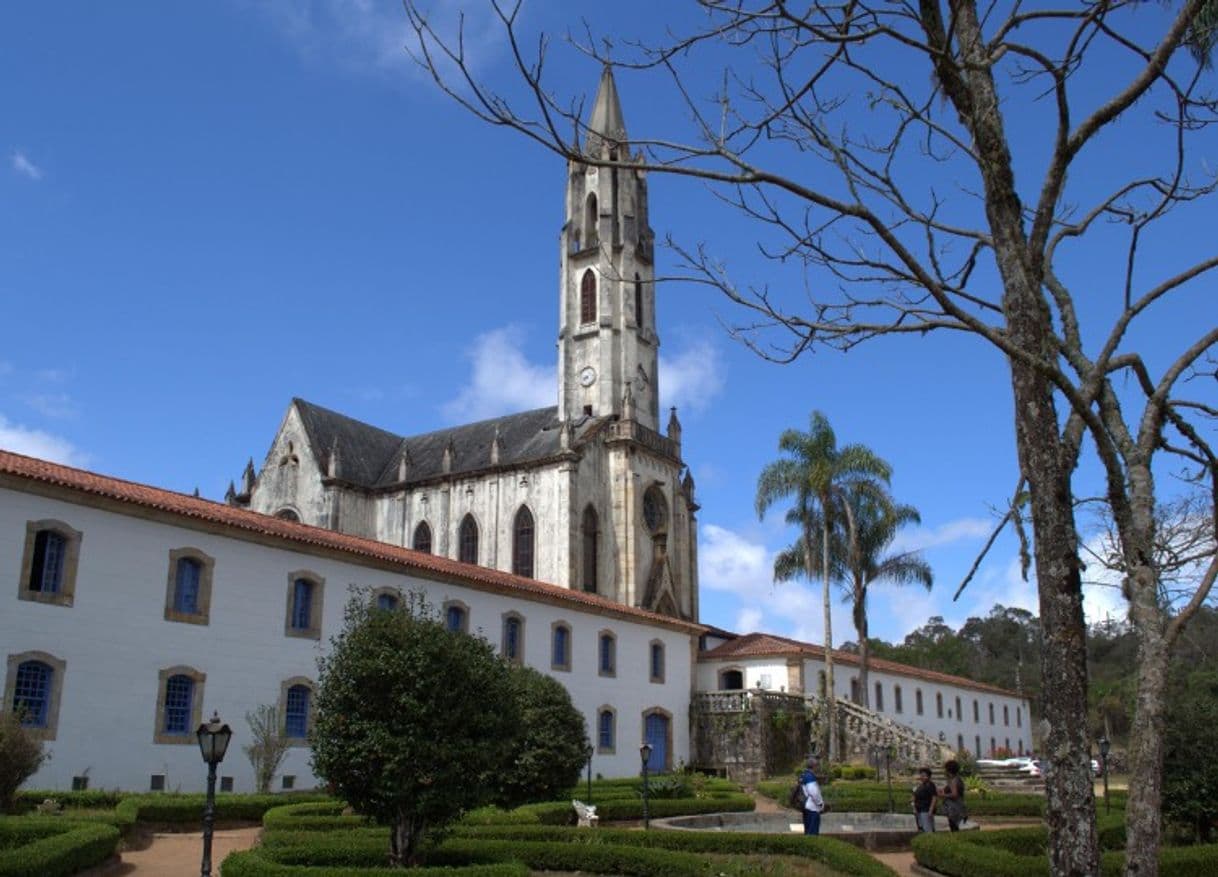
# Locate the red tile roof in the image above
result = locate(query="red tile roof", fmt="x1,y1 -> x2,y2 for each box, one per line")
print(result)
700,631 -> 1023,699
0,448 -> 703,634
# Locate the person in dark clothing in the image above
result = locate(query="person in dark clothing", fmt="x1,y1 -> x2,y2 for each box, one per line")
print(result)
798,757 -> 826,835
911,767 -> 937,832
938,759 -> 967,831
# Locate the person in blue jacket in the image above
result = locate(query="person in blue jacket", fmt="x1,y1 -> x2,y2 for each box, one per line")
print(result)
799,756 -> 827,835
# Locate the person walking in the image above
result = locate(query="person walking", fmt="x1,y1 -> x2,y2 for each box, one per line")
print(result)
799,757 -> 827,835
938,759 -> 967,831
911,767 -> 937,832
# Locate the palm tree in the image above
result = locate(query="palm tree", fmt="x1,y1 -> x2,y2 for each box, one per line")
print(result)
839,491 -> 933,710
755,411 -> 891,761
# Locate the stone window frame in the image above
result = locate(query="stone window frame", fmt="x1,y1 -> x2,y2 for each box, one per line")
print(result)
550,621 -> 572,672
443,599 -> 470,634
1016,707 -> 1022,728
935,692 -> 944,718
154,666 -> 205,745
581,505 -> 599,594
1003,704 -> 1010,726
648,639 -> 665,684
501,611 -> 525,665
17,519 -> 83,608
956,696 -> 963,723
371,586 -> 402,611
597,630 -> 617,678
973,699 -> 980,723
874,681 -> 884,711
279,676 -> 316,747
988,702 -> 995,724
284,570 -> 324,640
915,688 -> 924,715
596,705 -> 616,754
894,685 -> 903,714
718,666 -> 744,691
580,269 -> 598,325
4,650 -> 67,741
163,547 -> 215,625
640,707 -> 674,772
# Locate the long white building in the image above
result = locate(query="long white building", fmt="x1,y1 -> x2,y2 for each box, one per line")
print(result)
0,67 -> 1030,793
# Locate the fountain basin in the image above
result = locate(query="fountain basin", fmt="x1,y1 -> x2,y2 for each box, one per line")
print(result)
651,811 -> 976,851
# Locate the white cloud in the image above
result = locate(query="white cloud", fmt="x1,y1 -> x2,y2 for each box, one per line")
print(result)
21,392 -> 77,420
252,0 -> 503,76
0,415 -> 87,466
10,151 -> 42,181
441,326 -> 555,423
659,339 -> 725,415
699,522 -> 856,646
890,517 -> 994,553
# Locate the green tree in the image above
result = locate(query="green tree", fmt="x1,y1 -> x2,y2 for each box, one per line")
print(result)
1163,669 -> 1218,843
756,410 -> 891,759
777,488 -> 931,710
0,711 -> 46,813
494,666 -> 589,809
311,593 -> 519,867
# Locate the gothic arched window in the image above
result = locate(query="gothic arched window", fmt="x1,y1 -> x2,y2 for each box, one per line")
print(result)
512,506 -> 534,578
580,270 -> 597,324
412,521 -> 432,554
634,273 -> 643,327
458,514 -> 478,565
584,192 -> 598,247
581,505 -> 598,594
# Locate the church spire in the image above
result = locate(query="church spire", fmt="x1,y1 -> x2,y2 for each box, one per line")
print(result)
586,65 -> 627,156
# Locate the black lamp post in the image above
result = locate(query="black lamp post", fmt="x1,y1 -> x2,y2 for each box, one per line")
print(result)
885,744 -> 895,814
585,743 -> 595,804
1098,735 -> 1111,815
640,743 -> 653,830
196,712 -> 232,877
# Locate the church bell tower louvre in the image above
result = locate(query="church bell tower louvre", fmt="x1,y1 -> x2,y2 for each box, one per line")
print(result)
557,64 -> 660,432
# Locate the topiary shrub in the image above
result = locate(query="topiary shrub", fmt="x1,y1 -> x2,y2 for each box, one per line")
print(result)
0,715 -> 47,814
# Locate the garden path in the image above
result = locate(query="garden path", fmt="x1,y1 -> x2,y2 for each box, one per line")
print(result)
81,826 -> 261,875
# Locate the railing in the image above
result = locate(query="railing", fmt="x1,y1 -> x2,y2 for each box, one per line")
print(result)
692,689 -> 951,764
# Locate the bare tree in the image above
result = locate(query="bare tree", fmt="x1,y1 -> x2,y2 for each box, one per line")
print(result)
243,704 -> 290,794
403,2 -> 1218,873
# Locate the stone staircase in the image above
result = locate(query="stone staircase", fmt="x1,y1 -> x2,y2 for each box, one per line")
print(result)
972,761 -> 1044,793
832,697 -> 954,767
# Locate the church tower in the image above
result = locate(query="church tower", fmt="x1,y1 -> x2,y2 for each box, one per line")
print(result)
557,65 -> 659,430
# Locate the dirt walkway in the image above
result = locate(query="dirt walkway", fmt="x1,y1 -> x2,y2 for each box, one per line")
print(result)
85,827 -> 262,876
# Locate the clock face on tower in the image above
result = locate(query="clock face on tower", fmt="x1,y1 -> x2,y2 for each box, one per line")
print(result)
579,367 -> 597,387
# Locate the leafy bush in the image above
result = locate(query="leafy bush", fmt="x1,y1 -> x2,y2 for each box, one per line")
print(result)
0,818 -> 120,877
832,765 -> 878,780
492,667 -> 588,809
0,716 -> 47,814
643,774 -> 694,799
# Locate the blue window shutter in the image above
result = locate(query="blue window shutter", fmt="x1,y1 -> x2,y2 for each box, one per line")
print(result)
164,675 -> 193,734
292,579 -> 312,629
446,605 -> 465,632
175,558 -> 201,614
598,710 -> 613,749
285,685 -> 310,738
14,661 -> 51,727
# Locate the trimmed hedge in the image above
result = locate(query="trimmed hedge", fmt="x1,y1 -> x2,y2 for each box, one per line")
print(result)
0,818 -> 120,877
593,793 -> 754,821
220,849 -> 528,877
912,826 -> 1218,877
14,790 -> 125,811
757,778 -> 1048,817
448,825 -> 895,876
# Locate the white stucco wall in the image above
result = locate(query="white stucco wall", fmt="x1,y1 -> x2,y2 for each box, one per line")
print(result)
697,655 -> 1032,757
1,485 -> 695,793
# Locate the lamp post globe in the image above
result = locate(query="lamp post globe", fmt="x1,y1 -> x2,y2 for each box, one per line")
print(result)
196,712 -> 232,877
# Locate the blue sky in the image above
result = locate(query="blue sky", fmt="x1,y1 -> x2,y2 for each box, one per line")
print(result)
6,1 -> 1200,645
